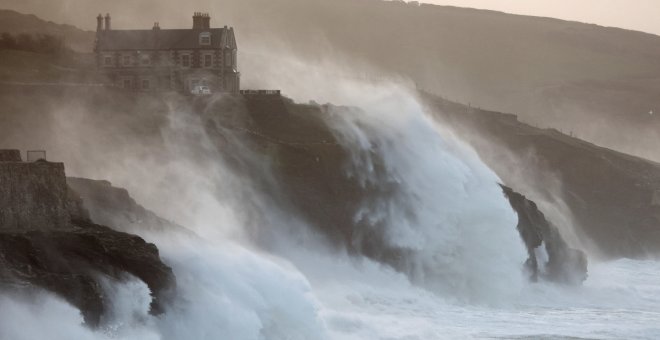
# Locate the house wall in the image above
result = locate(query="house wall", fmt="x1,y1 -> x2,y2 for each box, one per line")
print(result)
95,29 -> 239,92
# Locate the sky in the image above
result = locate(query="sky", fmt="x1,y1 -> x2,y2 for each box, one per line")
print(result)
424,0 -> 660,36
1,0 -> 660,36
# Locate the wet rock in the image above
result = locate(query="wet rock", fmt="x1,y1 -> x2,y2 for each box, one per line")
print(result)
501,185 -> 588,284
0,219 -> 175,326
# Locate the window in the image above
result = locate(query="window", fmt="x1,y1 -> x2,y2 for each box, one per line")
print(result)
204,54 -> 212,67
122,55 -> 131,66
199,32 -> 211,45
225,52 -> 231,66
122,79 -> 132,89
181,54 -> 190,67
104,56 -> 113,66
140,54 -> 151,66
142,79 -> 150,90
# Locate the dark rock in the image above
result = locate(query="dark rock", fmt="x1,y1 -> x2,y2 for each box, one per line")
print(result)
205,95 -> 588,285
0,219 -> 175,326
501,185 -> 588,284
207,96 -> 381,257
0,153 -> 176,326
200,96 -> 469,277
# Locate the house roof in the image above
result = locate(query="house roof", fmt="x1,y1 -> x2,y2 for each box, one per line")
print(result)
96,27 -> 237,51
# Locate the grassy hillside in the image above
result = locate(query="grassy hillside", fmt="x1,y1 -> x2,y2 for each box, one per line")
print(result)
0,49 -> 95,82
228,0 -> 660,161
0,9 -> 94,52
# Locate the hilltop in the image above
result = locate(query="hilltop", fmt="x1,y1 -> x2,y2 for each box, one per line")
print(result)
0,9 -> 94,52
229,0 -> 660,161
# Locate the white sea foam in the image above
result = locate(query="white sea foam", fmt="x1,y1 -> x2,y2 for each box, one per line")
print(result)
1,83 -> 658,340
324,86 -> 526,302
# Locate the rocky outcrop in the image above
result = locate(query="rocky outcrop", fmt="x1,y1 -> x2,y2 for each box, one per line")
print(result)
66,177 -> 187,235
202,95 -> 591,285
206,96 -> 371,254
0,152 -> 176,326
501,185 -> 587,284
0,219 -> 175,326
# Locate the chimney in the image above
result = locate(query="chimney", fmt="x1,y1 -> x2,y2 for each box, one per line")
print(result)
202,13 -> 210,30
192,12 -> 202,30
193,12 -> 210,30
153,22 -> 160,49
104,13 -> 111,31
96,14 -> 103,32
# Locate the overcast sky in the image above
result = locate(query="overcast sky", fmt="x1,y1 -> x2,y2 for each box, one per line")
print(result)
424,0 -> 660,35
2,0 -> 660,36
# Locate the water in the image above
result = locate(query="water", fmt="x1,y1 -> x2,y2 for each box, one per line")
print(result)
312,258 -> 660,340
1,86 -> 659,339
2,244 -> 659,339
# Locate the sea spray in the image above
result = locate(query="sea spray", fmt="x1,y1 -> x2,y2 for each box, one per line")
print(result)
2,80 -> 657,339
323,87 -> 527,302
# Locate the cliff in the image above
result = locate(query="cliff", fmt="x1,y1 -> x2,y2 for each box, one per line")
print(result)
0,150 -> 175,326
201,95 -> 586,282
422,93 -> 660,258
3,85 -> 653,287
0,220 -> 174,326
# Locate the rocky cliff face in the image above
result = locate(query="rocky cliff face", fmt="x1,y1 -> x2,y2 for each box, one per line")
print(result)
202,95 -> 581,283
501,185 -> 587,284
0,220 -> 175,326
0,151 -> 175,326
205,96 -> 373,255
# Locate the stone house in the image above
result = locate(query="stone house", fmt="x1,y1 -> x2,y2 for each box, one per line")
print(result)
94,12 -> 239,93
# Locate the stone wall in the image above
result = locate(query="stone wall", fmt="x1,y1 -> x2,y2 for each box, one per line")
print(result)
0,159 -> 70,230
0,150 -> 21,162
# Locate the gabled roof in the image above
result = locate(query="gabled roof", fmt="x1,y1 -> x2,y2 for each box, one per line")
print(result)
96,27 -> 237,51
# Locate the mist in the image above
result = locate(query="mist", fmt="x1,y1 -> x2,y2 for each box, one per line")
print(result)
1,1 -> 660,338
1,74 -> 659,337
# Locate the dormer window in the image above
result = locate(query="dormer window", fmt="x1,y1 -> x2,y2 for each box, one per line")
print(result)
199,32 -> 211,45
